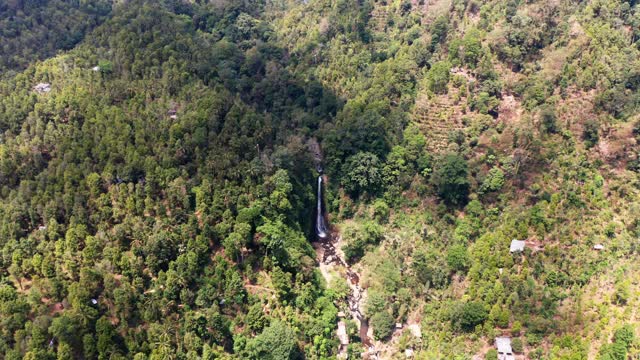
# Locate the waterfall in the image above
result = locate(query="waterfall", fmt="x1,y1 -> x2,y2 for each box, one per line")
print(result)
316,176 -> 328,239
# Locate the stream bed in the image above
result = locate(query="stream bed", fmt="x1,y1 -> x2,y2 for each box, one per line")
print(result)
314,174 -> 377,358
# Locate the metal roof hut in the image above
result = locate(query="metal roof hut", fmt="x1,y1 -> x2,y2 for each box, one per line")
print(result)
168,101 -> 178,120
495,337 -> 515,360
510,239 -> 526,253
34,83 -> 51,93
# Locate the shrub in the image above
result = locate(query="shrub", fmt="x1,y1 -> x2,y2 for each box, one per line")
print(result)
370,311 -> 395,340
342,221 -> 385,262
470,92 -> 500,115
613,324 -> 635,348
446,245 -> 469,273
539,104 -> 558,134
614,280 -> 630,305
583,119 -> 599,148
485,349 -> 498,360
512,338 -> 523,353
511,321 -> 522,336
246,303 -> 269,332
480,167 -> 505,194
372,199 -> 390,223
364,291 -> 387,318
430,15 -> 449,48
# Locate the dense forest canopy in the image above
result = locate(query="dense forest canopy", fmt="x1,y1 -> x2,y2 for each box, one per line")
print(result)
0,0 -> 639,359
0,0 -> 113,77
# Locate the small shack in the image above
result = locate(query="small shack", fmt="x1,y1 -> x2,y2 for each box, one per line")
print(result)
593,244 -> 604,250
34,83 -> 51,93
168,101 -> 178,120
405,348 -> 414,358
495,337 -> 515,360
510,240 -> 526,253
408,324 -> 422,339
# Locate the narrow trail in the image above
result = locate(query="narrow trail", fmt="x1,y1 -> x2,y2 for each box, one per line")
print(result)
309,139 -> 378,358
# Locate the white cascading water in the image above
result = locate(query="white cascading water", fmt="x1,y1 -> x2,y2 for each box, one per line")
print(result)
316,176 -> 328,239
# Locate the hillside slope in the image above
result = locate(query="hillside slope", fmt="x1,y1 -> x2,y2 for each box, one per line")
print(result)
0,0 -> 639,359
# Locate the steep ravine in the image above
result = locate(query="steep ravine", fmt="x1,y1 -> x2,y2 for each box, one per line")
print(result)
313,173 -> 378,358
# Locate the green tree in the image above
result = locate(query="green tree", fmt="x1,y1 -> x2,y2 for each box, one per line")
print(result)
512,338 -> 523,353
370,311 -> 395,340
539,105 -> 558,134
480,167 -> 505,194
426,61 -> 452,94
247,321 -> 301,360
583,119 -> 600,148
430,15 -> 449,49
454,302 -> 488,332
372,199 -> 390,223
446,245 -> 469,273
485,349 -> 498,360
341,152 -> 383,197
246,303 -> 269,333
431,153 -> 470,206
364,291 -> 388,318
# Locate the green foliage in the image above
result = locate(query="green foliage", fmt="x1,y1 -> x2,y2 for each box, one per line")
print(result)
98,60 -> 113,75
412,249 -> 450,289
512,321 -> 523,336
613,325 -> 635,348
431,15 -> 450,49
246,322 -> 301,360
324,106 -> 390,175
446,244 -> 469,273
426,61 -> 452,94
342,221 -> 384,262
485,349 -> 498,360
512,338 -> 523,353
431,153 -> 470,206
449,28 -> 484,68
480,167 -> 505,194
583,119 -> 600,148
453,301 -> 488,332
470,92 -> 500,115
365,291 -> 388,318
539,104 -> 558,134
1,0 -> 640,358
246,303 -> 269,333
370,311 -> 395,340
256,218 -> 312,269
489,304 -> 510,328
0,0 -> 112,73
493,11 -> 554,71
598,340 -> 627,360
341,152 -> 384,197
614,279 -> 630,305
372,199 -> 390,223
